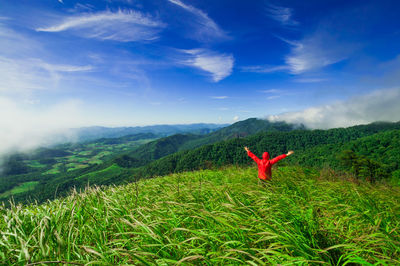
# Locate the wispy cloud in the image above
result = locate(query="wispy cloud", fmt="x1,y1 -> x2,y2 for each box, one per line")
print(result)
180,49 -> 234,82
211,96 -> 228,99
241,65 -> 289,73
37,9 -> 165,42
168,0 -> 227,41
38,62 -> 93,73
0,22 -> 94,94
0,57 -> 93,93
294,78 -> 328,83
265,4 -> 298,26
267,88 -> 400,129
244,31 -> 354,75
259,89 -> 281,94
283,34 -> 351,74
259,89 -> 282,100
267,95 -> 280,100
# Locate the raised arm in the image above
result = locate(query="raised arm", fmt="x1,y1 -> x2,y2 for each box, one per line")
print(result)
270,154 -> 287,165
270,151 -> 294,165
244,146 -> 260,164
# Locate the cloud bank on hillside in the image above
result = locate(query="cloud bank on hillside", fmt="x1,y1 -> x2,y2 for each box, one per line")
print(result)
0,97 -> 84,157
267,88 -> 400,129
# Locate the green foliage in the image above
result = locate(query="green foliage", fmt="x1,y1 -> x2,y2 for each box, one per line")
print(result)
0,166 -> 399,264
339,150 -> 390,181
2,155 -> 31,176
0,181 -> 38,198
3,120 -> 400,205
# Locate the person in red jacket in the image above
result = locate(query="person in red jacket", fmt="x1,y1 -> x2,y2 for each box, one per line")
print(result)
245,146 -> 294,181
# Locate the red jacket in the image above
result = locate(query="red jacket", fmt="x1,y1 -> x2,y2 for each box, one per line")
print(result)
247,150 -> 287,180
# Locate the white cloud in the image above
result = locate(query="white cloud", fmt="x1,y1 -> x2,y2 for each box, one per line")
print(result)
0,96 -> 85,156
38,62 -> 93,73
259,89 -> 284,100
294,78 -> 328,83
267,95 -> 280,100
181,49 -> 234,82
243,28 -> 355,75
211,96 -> 228,99
259,89 -> 281,93
283,34 -> 350,74
267,88 -> 400,129
241,65 -> 290,73
233,116 -> 239,122
37,9 -> 165,42
265,4 -> 298,26
0,56 -> 93,93
168,0 -> 227,41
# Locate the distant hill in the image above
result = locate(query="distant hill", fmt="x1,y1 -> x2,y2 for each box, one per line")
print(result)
68,123 -> 227,142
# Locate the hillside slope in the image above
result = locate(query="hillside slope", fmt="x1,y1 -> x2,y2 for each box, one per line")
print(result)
6,121 -> 400,204
1,166 -> 399,264
121,118 -> 301,167
128,127 -> 400,183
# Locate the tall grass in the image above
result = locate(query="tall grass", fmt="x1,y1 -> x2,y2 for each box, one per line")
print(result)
0,166 -> 399,265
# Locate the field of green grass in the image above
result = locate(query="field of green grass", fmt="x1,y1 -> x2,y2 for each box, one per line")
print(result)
1,165 -> 399,264
0,181 -> 39,199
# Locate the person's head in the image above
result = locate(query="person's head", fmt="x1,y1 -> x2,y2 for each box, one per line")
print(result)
262,152 -> 270,160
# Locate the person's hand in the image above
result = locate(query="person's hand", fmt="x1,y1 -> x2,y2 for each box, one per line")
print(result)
287,150 -> 294,156
244,146 -> 249,152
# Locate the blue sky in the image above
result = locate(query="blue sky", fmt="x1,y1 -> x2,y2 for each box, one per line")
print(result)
1,0 -> 400,141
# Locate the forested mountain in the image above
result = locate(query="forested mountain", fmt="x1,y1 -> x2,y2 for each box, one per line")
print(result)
126,122 -> 400,182
4,120 -> 400,205
118,118 -> 302,168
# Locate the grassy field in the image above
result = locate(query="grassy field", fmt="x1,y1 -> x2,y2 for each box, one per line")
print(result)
0,181 -> 39,199
0,166 -> 399,264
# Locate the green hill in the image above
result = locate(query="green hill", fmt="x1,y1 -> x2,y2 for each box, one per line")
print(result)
119,118 -> 300,167
128,126 -> 400,183
1,166 -> 399,264
3,120 -> 400,205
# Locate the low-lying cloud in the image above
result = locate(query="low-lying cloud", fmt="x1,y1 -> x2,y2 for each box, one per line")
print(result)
0,97 -> 85,157
267,88 -> 400,129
